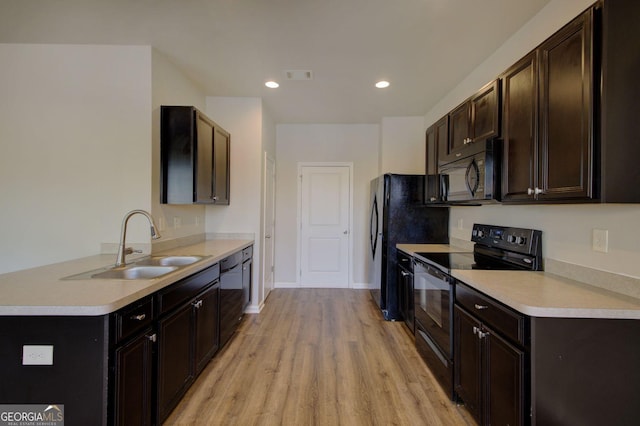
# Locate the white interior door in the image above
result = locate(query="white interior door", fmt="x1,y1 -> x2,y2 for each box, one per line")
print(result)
299,164 -> 351,288
263,155 -> 276,300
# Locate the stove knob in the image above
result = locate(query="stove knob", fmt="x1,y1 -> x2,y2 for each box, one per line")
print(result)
477,230 -> 485,238
507,235 -> 516,243
516,236 -> 527,245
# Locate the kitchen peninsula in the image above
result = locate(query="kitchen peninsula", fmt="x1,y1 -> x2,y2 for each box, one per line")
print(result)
0,238 -> 253,425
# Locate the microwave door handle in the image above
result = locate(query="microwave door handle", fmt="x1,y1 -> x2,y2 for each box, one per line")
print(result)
441,174 -> 449,201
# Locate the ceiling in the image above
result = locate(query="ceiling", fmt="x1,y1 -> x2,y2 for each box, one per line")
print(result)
0,0 -> 551,124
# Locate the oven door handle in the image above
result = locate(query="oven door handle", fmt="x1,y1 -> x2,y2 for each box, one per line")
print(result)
424,264 -> 449,283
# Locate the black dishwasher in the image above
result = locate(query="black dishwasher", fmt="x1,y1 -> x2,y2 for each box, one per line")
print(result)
219,251 -> 243,348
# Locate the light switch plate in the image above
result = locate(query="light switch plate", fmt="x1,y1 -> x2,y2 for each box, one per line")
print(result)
23,345 -> 54,365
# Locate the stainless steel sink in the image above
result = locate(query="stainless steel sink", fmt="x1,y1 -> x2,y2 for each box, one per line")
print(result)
62,254 -> 210,280
134,255 -> 204,267
91,266 -> 178,280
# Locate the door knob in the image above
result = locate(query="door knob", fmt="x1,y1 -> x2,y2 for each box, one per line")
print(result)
343,230 -> 349,235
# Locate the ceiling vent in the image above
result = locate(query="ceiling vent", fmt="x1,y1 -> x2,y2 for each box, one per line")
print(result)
285,70 -> 313,80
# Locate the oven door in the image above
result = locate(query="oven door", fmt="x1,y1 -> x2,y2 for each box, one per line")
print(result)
413,259 -> 452,358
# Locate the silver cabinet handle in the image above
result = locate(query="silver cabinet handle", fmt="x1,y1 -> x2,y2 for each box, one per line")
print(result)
343,230 -> 349,234
192,300 -> 203,309
265,235 -> 271,239
474,304 -> 488,310
473,326 -> 479,335
131,314 -> 146,321
534,187 -> 544,195
146,333 -> 157,343
400,271 -> 409,277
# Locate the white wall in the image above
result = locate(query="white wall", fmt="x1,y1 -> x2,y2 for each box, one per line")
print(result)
425,0 -> 640,280
204,97 -> 264,308
151,49 -> 207,241
380,116 -> 425,174
0,44 -> 152,274
275,124 -> 379,286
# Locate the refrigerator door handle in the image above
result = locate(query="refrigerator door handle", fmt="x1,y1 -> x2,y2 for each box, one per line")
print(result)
370,196 -> 379,257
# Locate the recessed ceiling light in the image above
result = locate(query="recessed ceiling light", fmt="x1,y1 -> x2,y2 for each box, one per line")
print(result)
375,80 -> 390,89
265,81 -> 279,89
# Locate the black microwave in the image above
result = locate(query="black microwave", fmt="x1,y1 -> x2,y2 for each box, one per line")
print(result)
438,139 -> 501,204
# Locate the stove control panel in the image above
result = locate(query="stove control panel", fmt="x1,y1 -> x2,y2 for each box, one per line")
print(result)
471,224 -> 542,256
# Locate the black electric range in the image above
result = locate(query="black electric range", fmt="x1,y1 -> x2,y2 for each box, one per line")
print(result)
415,224 -> 543,273
411,223 -> 542,401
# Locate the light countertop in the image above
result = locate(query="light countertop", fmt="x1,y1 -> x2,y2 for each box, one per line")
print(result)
399,243 -> 640,320
0,239 -> 253,316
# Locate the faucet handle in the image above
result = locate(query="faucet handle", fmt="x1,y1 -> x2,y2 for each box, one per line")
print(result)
124,247 -> 143,256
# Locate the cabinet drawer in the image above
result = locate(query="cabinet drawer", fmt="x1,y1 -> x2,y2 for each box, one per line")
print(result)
157,263 -> 220,315
456,282 -> 526,345
115,297 -> 154,344
242,246 -> 253,262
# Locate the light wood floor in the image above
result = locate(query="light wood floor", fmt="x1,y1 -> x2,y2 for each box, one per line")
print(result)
165,289 -> 473,425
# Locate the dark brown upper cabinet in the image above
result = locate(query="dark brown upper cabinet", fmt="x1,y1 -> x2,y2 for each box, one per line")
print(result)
501,8 -> 595,203
599,0 -> 640,202
445,80 -> 500,162
425,115 -> 448,203
161,106 -> 230,205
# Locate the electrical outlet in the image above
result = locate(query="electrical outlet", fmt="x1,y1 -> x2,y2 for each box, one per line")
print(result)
457,219 -> 464,230
173,216 -> 182,229
195,216 -> 200,226
157,217 -> 166,231
592,229 -> 609,253
23,345 -> 54,365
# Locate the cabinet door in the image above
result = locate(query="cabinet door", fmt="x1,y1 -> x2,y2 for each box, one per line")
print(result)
435,115 -> 449,164
212,126 -> 230,205
425,116 -> 448,203
425,124 -> 437,175
538,9 -> 594,200
114,329 -> 154,426
398,265 -> 414,334
471,80 -> 500,143
501,53 -> 538,202
449,102 -> 471,158
157,303 -> 194,423
194,284 -> 220,374
454,306 -> 482,423
486,330 -> 525,426
242,259 -> 252,311
195,111 -> 214,203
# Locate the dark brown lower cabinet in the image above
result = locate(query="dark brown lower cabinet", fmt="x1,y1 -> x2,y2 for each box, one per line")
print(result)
454,305 -> 525,426
113,328 -> 155,426
157,283 -> 219,423
195,284 -> 220,374
157,303 -> 193,423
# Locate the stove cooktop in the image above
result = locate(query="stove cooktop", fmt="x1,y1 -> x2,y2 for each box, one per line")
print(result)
413,224 -> 543,273
414,251 -> 530,272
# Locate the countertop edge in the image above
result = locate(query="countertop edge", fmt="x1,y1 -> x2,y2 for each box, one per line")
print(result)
0,239 -> 254,317
401,243 -> 640,320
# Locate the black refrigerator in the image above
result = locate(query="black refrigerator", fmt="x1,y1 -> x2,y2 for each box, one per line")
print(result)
369,174 -> 449,320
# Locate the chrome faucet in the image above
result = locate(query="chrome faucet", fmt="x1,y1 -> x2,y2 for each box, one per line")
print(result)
115,209 -> 161,267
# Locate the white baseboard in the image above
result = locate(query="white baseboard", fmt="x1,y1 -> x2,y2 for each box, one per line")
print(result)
244,302 -> 263,314
275,282 -> 370,290
351,282 -> 369,290
275,281 -> 299,288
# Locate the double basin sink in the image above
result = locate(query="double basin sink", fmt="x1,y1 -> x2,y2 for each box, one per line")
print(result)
64,255 -> 208,280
